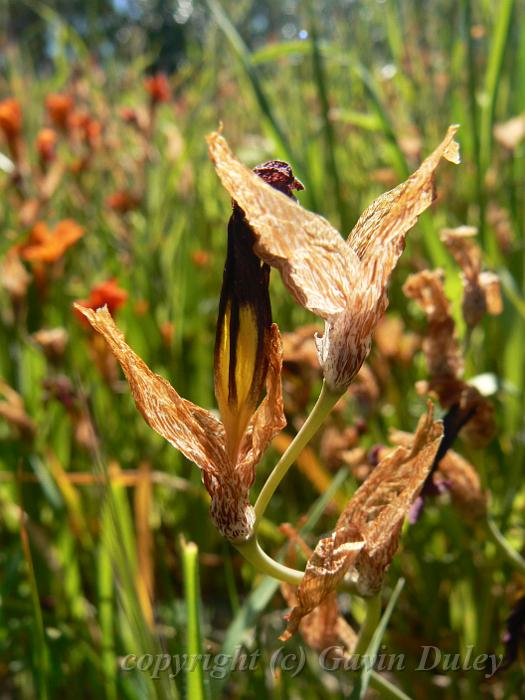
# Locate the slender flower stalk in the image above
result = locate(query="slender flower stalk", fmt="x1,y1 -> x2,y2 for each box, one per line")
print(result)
254,380 -> 342,524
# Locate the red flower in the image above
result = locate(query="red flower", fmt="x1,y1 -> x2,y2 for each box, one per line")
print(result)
74,279 -> 128,324
144,73 -> 171,105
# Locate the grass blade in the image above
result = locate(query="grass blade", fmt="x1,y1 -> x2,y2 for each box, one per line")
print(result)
181,538 -> 209,700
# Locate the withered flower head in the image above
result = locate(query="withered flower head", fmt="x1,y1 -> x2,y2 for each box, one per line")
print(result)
76,165 -> 297,542
215,160 -> 300,462
208,127 -> 460,393
403,268 -> 496,448
281,405 -> 442,640
440,225 -> 502,327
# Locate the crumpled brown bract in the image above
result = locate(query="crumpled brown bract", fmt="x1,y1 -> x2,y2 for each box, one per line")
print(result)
208,127 -> 460,393
281,405 -> 443,640
440,226 -> 503,327
75,305 -> 285,542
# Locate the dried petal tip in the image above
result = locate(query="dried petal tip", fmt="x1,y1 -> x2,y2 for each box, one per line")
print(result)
442,124 -> 461,164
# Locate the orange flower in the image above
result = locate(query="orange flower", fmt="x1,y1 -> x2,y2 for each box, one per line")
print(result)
20,220 -> 84,264
0,98 -> 22,159
208,127 -> 460,393
45,93 -> 74,130
0,98 -> 22,141
36,128 -> 57,164
144,73 -> 170,104
75,279 -> 128,320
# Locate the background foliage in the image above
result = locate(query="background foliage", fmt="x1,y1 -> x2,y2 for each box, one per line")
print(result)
0,0 -> 524,698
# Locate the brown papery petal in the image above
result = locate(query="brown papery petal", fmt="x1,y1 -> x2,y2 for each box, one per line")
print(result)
207,131 -> 359,319
340,405 -> 442,596
283,405 -> 442,638
347,125 -> 460,292
75,305 -> 227,478
281,524 -> 364,640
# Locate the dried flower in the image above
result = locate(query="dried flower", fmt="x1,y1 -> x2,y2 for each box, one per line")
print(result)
1,250 -> 31,303
280,526 -> 356,654
208,126 -> 460,392
281,405 -> 442,639
75,305 -> 284,541
75,163 -> 304,541
494,114 -> 525,151
403,269 -> 462,379
20,220 -> 84,264
32,328 -> 69,362
440,226 -> 502,327
403,269 -> 496,447
0,379 -> 36,440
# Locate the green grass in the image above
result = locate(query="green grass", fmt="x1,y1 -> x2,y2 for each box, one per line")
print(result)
0,1 -> 524,698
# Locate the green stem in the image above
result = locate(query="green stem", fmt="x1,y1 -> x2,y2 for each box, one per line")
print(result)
369,671 -> 413,700
181,538 -> 206,700
353,594 -> 382,657
486,517 -> 525,575
254,380 -> 342,524
234,537 -> 304,586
